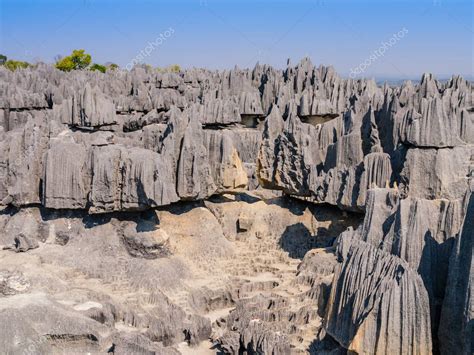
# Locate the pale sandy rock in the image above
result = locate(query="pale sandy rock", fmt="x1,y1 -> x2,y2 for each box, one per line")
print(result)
121,223 -> 170,259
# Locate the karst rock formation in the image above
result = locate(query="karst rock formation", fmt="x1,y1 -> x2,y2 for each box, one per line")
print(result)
0,58 -> 472,354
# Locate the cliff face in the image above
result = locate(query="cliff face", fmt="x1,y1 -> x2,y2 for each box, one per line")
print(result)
0,59 -> 472,354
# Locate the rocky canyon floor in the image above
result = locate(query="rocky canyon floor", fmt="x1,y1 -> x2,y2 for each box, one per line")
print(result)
0,194 -> 362,354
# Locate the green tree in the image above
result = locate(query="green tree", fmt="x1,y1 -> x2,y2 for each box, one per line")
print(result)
168,64 -> 181,73
90,63 -> 107,73
0,54 -> 7,65
107,63 -> 119,70
55,56 -> 74,71
55,49 -> 92,71
4,60 -> 30,71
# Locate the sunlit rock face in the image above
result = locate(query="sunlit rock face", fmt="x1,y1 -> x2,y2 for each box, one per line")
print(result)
0,60 -> 472,354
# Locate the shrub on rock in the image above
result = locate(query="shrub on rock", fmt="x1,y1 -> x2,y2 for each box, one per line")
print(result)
55,49 -> 91,71
90,63 -> 107,73
4,60 -> 30,71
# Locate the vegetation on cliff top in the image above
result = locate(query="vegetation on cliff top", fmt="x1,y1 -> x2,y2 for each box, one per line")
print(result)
1,50 -> 180,73
0,54 -> 31,71
55,49 -> 91,71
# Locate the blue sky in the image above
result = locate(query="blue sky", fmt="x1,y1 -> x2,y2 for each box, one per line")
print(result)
1,0 -> 472,79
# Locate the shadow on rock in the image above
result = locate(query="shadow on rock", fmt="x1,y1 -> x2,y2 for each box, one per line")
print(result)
279,222 -> 316,259
308,333 -> 347,355
418,230 -> 455,349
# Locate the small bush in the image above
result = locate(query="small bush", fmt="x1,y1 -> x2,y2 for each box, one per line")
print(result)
0,54 -> 7,65
55,49 -> 91,71
155,65 -> 180,73
90,63 -> 107,73
168,64 -> 180,73
4,60 -> 30,71
55,56 -> 75,72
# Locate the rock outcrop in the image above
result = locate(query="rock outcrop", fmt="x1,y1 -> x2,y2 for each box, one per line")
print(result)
438,190 -> 474,355
326,237 -> 433,354
0,60 -> 472,354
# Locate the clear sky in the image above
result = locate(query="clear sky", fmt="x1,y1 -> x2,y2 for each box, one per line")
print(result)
1,0 -> 472,79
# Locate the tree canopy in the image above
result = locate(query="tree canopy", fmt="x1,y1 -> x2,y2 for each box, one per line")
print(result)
106,63 -> 119,70
55,49 -> 91,71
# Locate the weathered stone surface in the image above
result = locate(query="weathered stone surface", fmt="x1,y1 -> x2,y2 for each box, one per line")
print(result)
204,130 -> 248,191
0,61 -> 472,355
399,145 -> 473,200
122,109 -> 167,132
438,190 -> 474,355
121,147 -> 180,209
176,116 -> 216,199
326,238 -> 433,354
43,138 -> 90,209
1,208 -> 42,252
400,97 -> 465,148
358,187 -> 399,250
0,61 -> 471,213
0,85 -> 48,110
356,152 -> 392,206
1,114 -> 49,206
58,83 -> 117,129
0,293 -> 108,354
257,104 -> 285,188
121,223 -> 170,259
191,98 -> 241,125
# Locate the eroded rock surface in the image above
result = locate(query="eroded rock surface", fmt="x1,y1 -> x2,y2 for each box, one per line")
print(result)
0,61 -> 472,354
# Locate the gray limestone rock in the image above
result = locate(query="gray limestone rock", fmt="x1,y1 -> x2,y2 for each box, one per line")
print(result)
204,130 -> 248,191
356,152 -> 393,206
2,113 -> 49,207
43,138 -> 90,209
399,145 -> 473,200
438,191 -> 474,355
325,238 -> 433,354
59,83 -> 117,129
0,61 -> 472,355
192,97 -> 241,125
120,147 -> 180,210
176,116 -> 216,199
257,105 -> 285,188
400,97 -> 465,148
